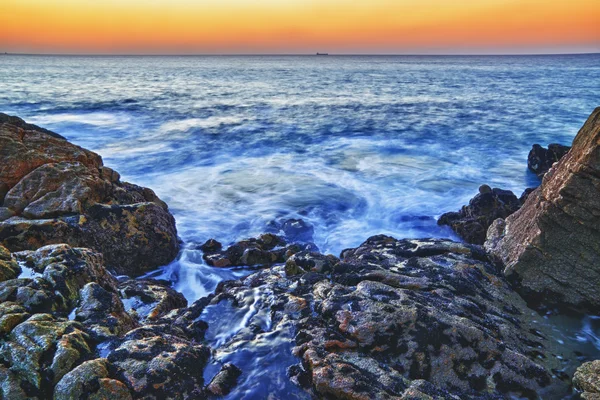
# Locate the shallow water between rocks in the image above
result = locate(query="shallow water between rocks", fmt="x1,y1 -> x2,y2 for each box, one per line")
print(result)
1,54 -> 599,398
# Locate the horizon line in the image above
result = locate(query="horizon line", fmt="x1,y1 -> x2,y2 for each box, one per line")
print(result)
2,51 -> 600,57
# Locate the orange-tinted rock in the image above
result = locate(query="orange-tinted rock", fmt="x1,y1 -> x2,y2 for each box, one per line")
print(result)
0,113 -> 178,275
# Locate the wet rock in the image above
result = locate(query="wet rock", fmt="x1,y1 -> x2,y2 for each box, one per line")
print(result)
528,143 -> 570,178
293,236 -> 566,399
202,233 -> 316,268
0,302 -> 29,336
0,113 -> 178,275
198,238 -> 222,253
0,314 -> 92,398
0,244 -> 20,282
184,236 -> 571,399
485,107 -> 600,310
438,186 -> 521,244
206,363 -> 242,396
54,358 -> 133,400
0,245 -> 116,314
285,251 -> 339,276
75,282 -> 138,341
573,360 -> 600,399
118,279 -> 187,323
108,328 -> 210,399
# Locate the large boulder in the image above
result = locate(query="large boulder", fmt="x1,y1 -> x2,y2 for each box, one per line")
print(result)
0,113 -> 178,275
485,107 -> 600,310
438,185 -> 521,244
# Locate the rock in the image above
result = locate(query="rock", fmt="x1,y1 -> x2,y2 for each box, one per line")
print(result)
0,244 -> 20,282
118,279 -> 187,323
198,238 -> 222,253
0,245 -> 116,314
485,107 -> 600,310
0,207 -> 15,221
206,363 -> 242,396
107,328 -> 210,399
0,113 -> 178,275
285,251 -> 339,276
0,314 -> 92,398
438,187 -> 521,244
573,360 -> 600,399
3,161 -> 111,218
75,282 -> 138,341
528,143 -> 571,178
518,187 -> 536,205
82,202 -> 178,275
54,358 -> 133,400
0,113 -> 100,190
202,233 -> 317,268
180,235 -> 572,399
0,302 -> 29,336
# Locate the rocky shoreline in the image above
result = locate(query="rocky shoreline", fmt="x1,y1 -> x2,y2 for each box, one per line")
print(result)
0,109 -> 599,399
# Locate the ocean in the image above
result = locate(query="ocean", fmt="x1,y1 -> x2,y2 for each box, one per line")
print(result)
1,54 -> 599,398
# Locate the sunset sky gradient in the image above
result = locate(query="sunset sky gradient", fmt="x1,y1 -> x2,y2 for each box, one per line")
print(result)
2,0 -> 599,54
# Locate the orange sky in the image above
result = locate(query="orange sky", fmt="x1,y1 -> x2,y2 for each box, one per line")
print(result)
1,0 -> 599,54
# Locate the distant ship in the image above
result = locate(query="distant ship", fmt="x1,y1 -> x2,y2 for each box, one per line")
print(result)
316,53 -> 329,56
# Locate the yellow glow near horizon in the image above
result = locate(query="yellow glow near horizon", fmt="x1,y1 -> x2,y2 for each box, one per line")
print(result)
1,0 -> 599,53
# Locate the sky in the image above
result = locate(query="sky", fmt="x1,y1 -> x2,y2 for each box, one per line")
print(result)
1,0 -> 599,55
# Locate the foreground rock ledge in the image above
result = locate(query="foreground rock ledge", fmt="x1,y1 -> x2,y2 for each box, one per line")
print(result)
0,113 -> 178,275
485,107 -> 600,310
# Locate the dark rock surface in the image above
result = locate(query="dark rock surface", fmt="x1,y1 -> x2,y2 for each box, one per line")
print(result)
178,236 -> 573,399
0,113 -> 178,275
118,279 -> 187,323
527,143 -> 571,178
486,107 -> 600,310
201,233 -> 318,268
438,185 -> 521,244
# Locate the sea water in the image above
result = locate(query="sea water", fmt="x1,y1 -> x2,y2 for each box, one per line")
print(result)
1,54 -> 599,398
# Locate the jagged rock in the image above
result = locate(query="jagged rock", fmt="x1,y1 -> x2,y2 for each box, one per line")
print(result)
285,251 -> 339,276
206,363 -> 242,396
0,244 -> 20,282
0,113 -> 178,275
528,143 -> 571,178
0,113 -> 100,190
118,279 -> 187,323
54,358 -> 133,400
0,245 -> 115,314
0,302 -> 29,336
573,360 -> 600,399
107,327 -> 210,399
182,236 -> 572,399
438,185 -> 521,244
0,314 -> 92,399
75,282 -> 138,341
485,107 -> 600,310
202,233 -> 317,268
